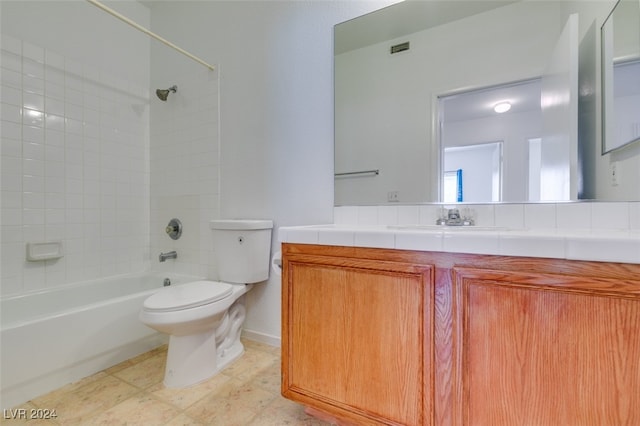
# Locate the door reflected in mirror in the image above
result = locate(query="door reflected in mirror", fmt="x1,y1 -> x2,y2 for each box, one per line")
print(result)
442,142 -> 502,203
439,79 -> 547,203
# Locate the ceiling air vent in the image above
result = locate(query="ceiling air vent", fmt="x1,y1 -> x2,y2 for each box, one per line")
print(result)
390,42 -> 410,54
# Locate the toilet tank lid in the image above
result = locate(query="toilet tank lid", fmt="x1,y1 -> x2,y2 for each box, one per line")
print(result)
209,219 -> 273,230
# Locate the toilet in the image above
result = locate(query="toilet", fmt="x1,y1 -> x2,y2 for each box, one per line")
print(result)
139,219 -> 273,388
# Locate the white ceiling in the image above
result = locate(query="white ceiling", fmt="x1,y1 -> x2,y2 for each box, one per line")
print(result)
440,78 -> 542,123
334,0 -> 517,55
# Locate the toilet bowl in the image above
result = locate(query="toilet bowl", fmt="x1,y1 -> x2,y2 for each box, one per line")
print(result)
139,219 -> 273,387
140,281 -> 249,387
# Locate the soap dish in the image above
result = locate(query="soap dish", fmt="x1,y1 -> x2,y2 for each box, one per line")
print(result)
26,241 -> 64,261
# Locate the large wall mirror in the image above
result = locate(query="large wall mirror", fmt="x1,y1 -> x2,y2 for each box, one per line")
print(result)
601,0 -> 640,154
335,0 -> 639,205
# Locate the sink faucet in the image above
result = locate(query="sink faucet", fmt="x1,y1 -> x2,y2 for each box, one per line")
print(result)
436,208 -> 475,226
159,251 -> 177,262
446,208 -> 462,226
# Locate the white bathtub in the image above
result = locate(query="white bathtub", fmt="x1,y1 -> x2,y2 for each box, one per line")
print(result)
0,272 -> 202,409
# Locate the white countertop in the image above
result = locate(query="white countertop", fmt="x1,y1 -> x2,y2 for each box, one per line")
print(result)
278,224 -> 640,264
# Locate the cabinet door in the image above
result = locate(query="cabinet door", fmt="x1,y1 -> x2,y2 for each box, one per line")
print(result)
453,267 -> 640,425
282,252 -> 433,426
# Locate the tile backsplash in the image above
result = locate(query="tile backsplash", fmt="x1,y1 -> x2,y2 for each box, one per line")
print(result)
335,202 -> 640,232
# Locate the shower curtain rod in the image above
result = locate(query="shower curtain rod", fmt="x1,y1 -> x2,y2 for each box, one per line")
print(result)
85,0 -> 215,71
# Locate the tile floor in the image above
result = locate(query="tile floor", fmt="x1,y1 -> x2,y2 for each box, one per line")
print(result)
2,340 -> 332,426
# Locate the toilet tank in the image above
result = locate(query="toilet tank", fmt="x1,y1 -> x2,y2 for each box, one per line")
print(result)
209,220 -> 273,284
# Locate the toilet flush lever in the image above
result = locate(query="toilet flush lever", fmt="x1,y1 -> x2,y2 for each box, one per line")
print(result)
166,218 -> 182,240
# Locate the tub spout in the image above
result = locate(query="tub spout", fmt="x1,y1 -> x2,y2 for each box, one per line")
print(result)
159,251 -> 177,262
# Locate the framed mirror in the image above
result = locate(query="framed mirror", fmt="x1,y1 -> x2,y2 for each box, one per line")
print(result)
601,0 -> 640,154
335,0 -> 638,205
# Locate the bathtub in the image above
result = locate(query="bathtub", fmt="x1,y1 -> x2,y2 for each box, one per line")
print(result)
0,272 -> 202,409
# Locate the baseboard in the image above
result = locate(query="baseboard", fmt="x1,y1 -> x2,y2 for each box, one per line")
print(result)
241,328 -> 281,348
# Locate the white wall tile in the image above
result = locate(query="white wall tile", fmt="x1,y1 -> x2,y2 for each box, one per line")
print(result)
357,206 -> 378,225
23,192 -> 44,209
23,92 -> 44,111
2,190 -> 22,208
377,206 -> 398,225
591,202 -> 629,230
149,67 -> 220,278
355,231 -> 395,248
0,50 -> 22,72
1,102 -> 22,123
1,86 -> 22,106
1,122 -> 21,141
630,202 -> 640,230
557,202 -> 591,229
494,204 -> 525,229
0,35 -> 152,296
23,126 -> 44,144
23,74 -> 44,95
524,203 -> 557,229
397,205 -> 420,224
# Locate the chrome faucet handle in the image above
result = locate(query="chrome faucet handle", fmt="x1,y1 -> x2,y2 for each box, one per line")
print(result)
165,218 -> 182,240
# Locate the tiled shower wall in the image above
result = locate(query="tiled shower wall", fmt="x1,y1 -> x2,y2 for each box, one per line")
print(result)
149,64 -> 220,279
0,35 -> 150,296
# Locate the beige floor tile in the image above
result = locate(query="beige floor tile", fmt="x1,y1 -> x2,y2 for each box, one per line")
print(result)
185,377 -> 276,425
112,350 -> 167,389
148,372 -> 231,410
33,375 -> 141,425
221,347 -> 279,384
163,413 -> 206,426
85,393 -> 181,426
6,341 -> 323,426
30,372 -> 109,407
249,396 -> 333,425
248,358 -> 281,395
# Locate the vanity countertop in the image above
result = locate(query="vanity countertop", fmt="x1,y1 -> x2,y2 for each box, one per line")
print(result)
278,224 -> 640,264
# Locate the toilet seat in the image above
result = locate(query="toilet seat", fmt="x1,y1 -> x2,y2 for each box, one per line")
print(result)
143,281 -> 234,312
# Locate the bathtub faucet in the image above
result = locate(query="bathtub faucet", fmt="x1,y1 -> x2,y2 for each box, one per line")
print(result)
159,251 -> 177,262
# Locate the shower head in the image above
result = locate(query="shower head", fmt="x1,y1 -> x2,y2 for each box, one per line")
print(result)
156,85 -> 177,101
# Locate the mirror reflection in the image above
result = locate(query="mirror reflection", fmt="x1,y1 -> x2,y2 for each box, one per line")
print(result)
335,0 -> 639,205
601,0 -> 640,153
439,79 -> 542,203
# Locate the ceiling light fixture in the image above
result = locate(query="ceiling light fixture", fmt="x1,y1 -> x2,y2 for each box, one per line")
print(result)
494,102 -> 512,113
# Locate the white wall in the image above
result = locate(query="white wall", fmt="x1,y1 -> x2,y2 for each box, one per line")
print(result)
148,1 -> 397,343
1,1 -> 151,296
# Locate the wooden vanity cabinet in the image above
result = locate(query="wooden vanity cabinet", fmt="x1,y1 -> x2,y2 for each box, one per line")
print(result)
281,243 -> 640,426
452,266 -> 640,425
281,244 -> 434,425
